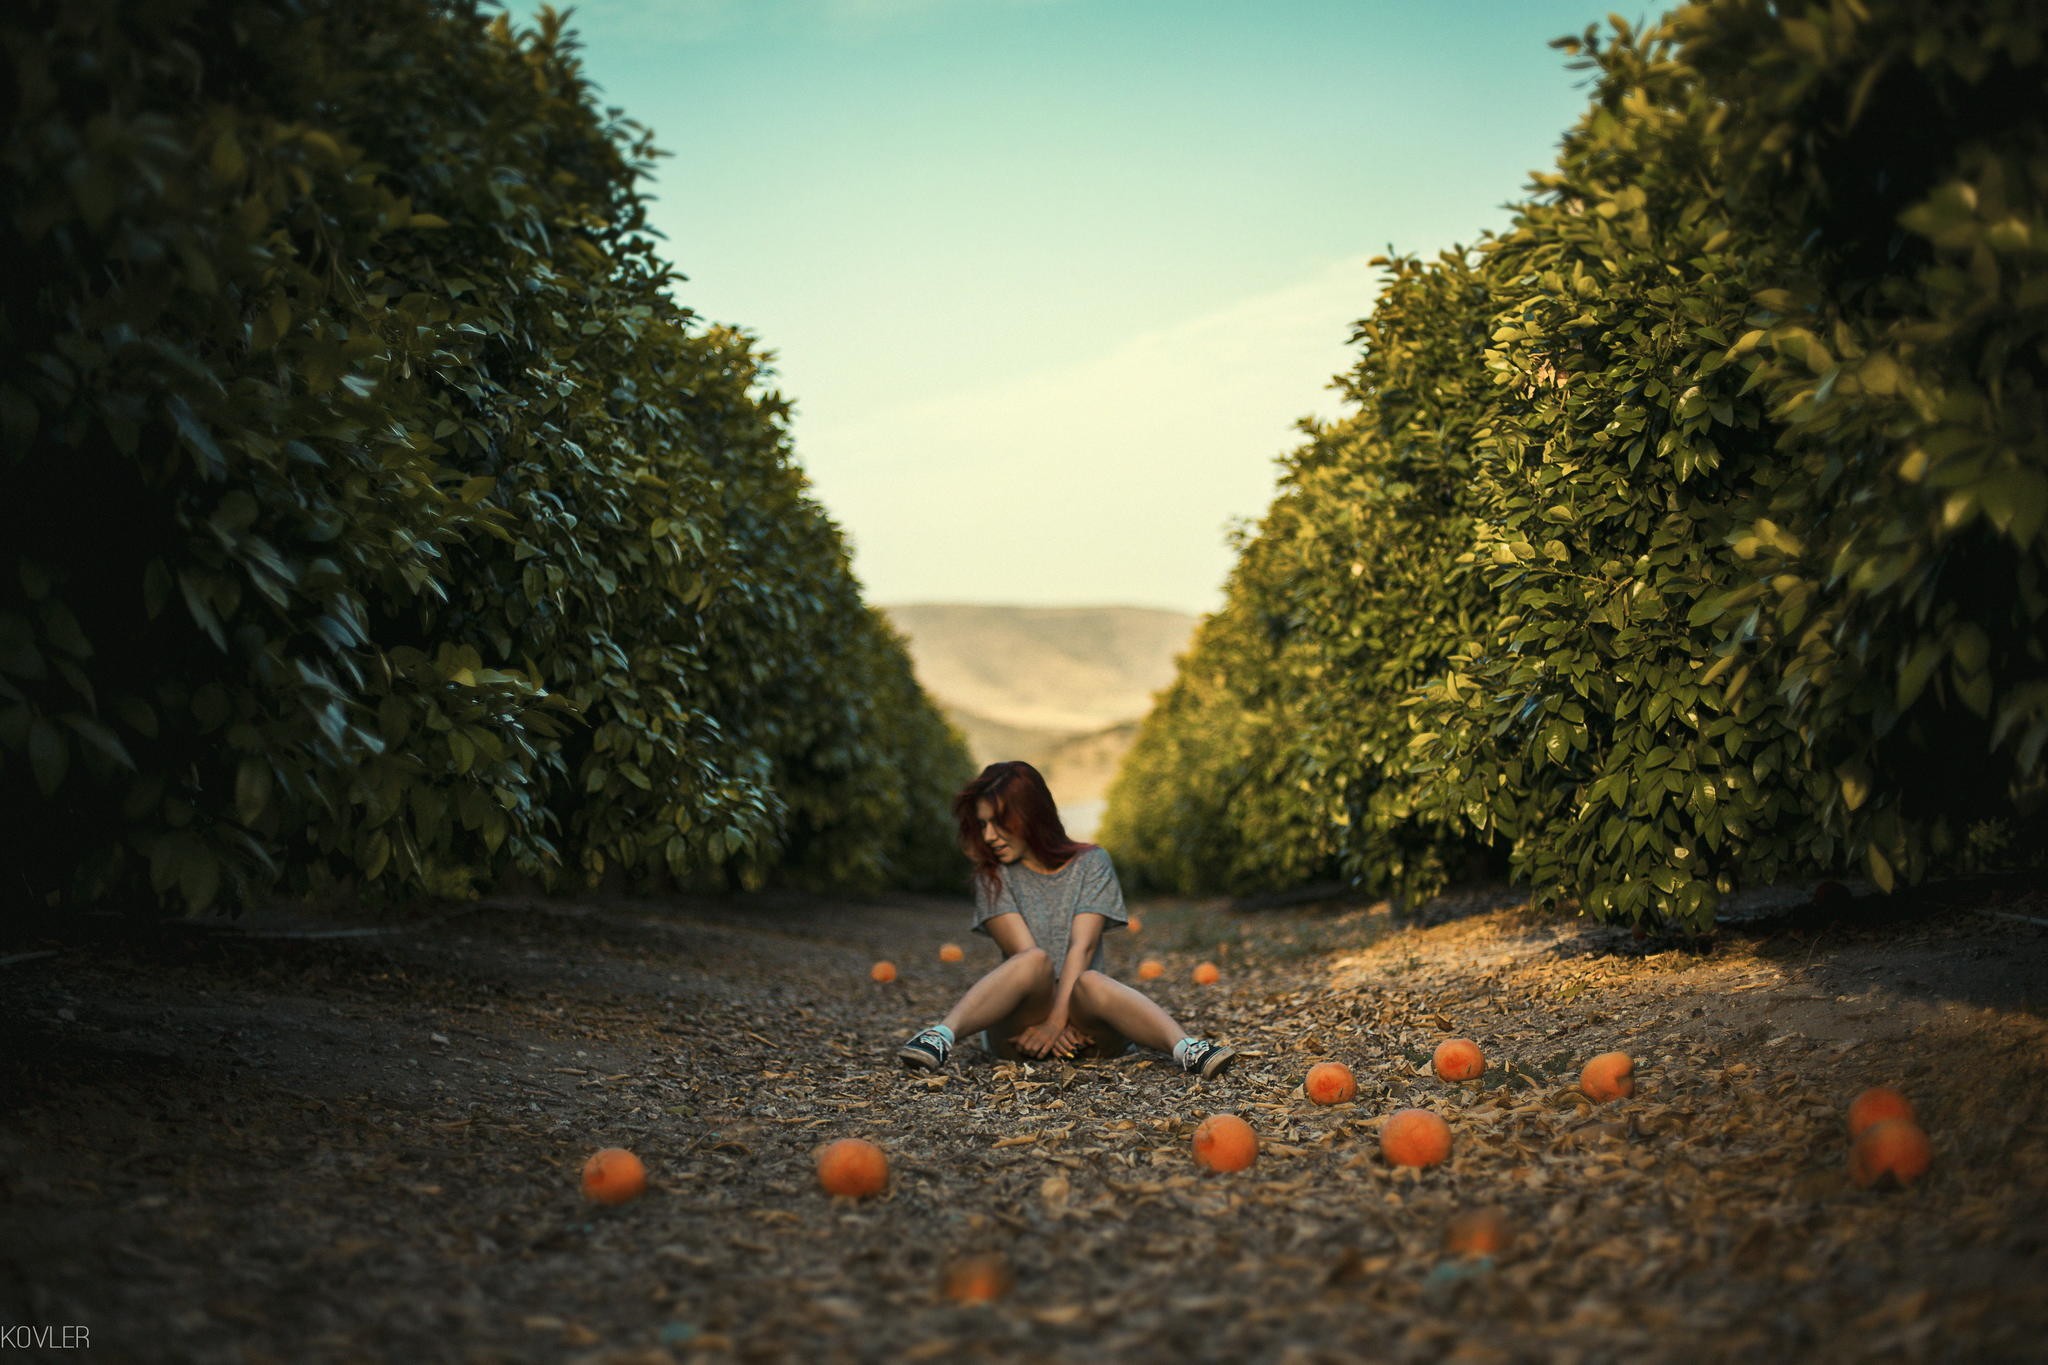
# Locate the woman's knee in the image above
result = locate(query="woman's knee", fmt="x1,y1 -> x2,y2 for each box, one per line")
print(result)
1009,946 -> 1054,983
1072,968 -> 1114,1006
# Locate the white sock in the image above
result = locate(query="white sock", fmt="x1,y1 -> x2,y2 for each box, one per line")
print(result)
927,1023 -> 956,1045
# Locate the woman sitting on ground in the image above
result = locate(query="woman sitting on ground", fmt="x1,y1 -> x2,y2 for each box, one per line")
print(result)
897,760 -> 1237,1078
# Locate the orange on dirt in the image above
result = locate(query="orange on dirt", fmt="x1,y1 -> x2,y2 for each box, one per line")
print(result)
816,1138 -> 890,1198
1192,961 -> 1221,985
1127,915 -> 1143,933
1850,1118 -> 1932,1190
938,943 -> 965,963
1380,1108 -> 1452,1168
1848,1085 -> 1915,1138
1305,1061 -> 1357,1106
1580,1051 -> 1634,1102
1432,1038 -> 1486,1083
1191,1113 -> 1259,1173
580,1147 -> 647,1205
1137,959 -> 1165,981
1811,880 -> 1851,909
943,1253 -> 1013,1304
1443,1207 -> 1511,1259
870,961 -> 897,983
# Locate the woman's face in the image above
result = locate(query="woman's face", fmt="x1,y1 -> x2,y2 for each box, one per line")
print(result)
975,799 -> 1021,864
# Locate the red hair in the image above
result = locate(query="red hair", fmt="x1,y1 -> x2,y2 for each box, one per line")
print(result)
953,761 -> 1091,897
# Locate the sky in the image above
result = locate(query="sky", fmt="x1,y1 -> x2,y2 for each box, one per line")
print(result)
560,0 -> 1616,616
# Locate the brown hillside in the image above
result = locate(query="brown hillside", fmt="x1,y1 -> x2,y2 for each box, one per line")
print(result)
881,604 -> 1195,735
880,605 -> 1197,824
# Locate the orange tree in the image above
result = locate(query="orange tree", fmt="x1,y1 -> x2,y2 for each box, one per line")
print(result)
1106,0 -> 2045,928
1103,250 -> 1501,904
1100,516 -> 1334,897
0,0 -> 967,921
1676,0 -> 2048,892
1415,16 -> 1817,927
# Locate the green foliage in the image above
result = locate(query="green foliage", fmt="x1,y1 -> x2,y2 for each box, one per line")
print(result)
1674,0 -> 2048,892
1106,0 -> 2046,928
1100,533 -> 1337,897
1103,251 -> 1501,904
1416,19 -> 1821,929
0,0 -> 968,921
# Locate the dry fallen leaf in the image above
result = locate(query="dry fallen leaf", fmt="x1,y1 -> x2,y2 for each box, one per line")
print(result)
10,868 -> 2043,1365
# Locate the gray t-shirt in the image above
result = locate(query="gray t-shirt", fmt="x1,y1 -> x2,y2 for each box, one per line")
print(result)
971,845 -> 1128,974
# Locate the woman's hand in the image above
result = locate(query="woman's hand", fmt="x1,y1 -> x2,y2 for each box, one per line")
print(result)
1012,1018 -> 1093,1058
1010,1018 -> 1065,1057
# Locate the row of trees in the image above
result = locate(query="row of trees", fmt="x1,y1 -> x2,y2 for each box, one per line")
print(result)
1104,0 -> 2046,929
1,0 -> 970,922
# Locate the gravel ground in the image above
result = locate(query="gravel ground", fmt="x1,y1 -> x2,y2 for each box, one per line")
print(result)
1,876 -> 2044,1363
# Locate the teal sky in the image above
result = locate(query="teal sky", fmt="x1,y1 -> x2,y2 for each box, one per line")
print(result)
561,0 -> 1620,615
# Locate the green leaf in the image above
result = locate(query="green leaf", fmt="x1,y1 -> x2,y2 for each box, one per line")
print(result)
180,848 -> 221,913
364,832 -> 392,881
178,571 -> 225,649
63,715 -> 133,770
1838,762 -> 1871,813
1896,640 -> 1943,710
210,130 -> 246,182
28,717 -> 66,795
115,697 -> 160,739
166,396 -> 225,478
236,757 -> 272,825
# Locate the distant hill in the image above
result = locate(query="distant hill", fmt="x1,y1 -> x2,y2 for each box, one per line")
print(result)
879,604 -> 1198,828
881,604 -> 1197,733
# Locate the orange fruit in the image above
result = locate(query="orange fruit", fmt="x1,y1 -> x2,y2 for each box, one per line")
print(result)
942,1253 -> 1012,1304
938,943 -> 964,963
1127,915 -> 1143,933
1191,1113 -> 1258,1173
816,1138 -> 890,1198
1443,1207 -> 1510,1259
580,1147 -> 647,1205
1380,1108 -> 1452,1168
1192,962 -> 1221,985
1138,959 -> 1165,981
1304,1061 -> 1357,1106
1811,880 -> 1850,909
1432,1038 -> 1485,1083
1580,1051 -> 1634,1102
1848,1085 -> 1915,1138
1849,1118 -> 1932,1189
870,961 -> 897,983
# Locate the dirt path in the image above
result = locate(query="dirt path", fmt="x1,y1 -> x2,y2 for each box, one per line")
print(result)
2,881 -> 2044,1363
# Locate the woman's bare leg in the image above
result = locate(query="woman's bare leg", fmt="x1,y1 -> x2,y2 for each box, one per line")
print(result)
941,947 -> 1055,1039
1069,970 -> 1188,1053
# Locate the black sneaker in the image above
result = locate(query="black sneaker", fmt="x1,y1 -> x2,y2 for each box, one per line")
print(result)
898,1026 -> 952,1070
1179,1039 -> 1237,1079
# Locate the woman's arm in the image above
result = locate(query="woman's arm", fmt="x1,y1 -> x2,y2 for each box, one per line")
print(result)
1012,912 -> 1107,1057
984,912 -> 1037,957
1057,911 -> 1107,1001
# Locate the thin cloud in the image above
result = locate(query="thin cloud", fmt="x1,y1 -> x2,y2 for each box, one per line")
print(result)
803,256 -> 1380,613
